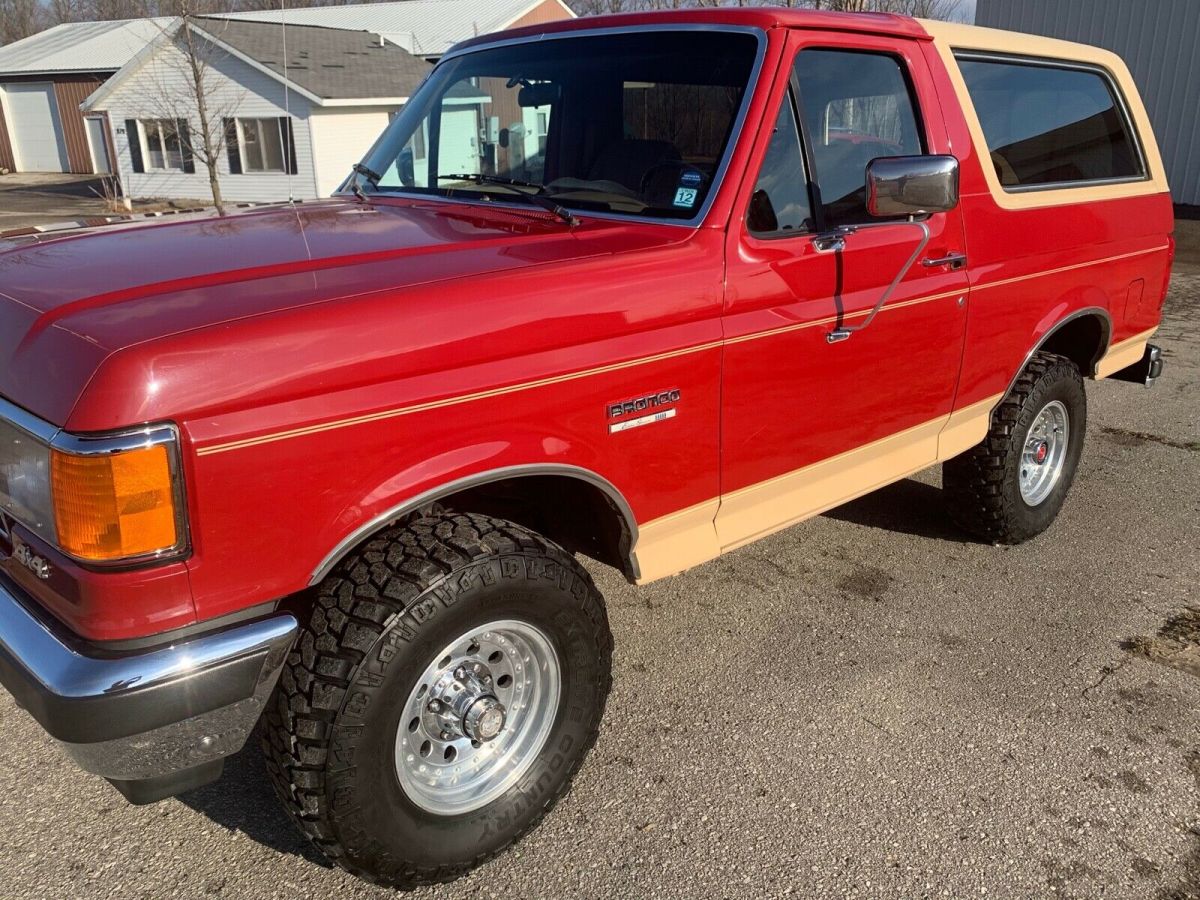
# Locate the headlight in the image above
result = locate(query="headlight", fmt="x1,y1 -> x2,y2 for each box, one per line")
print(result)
0,411 -> 187,564
0,416 -> 55,542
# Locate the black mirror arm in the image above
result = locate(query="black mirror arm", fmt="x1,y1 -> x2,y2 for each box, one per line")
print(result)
826,220 -> 931,345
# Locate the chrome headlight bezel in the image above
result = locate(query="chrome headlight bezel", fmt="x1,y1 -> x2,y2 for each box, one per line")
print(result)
0,396 -> 190,568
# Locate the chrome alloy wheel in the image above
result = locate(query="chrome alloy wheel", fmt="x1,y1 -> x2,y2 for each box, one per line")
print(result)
1019,400 -> 1070,507
395,620 -> 560,816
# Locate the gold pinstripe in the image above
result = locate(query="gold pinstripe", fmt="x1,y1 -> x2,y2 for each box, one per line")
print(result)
970,246 -> 1166,293
194,245 -> 1168,457
724,288 -> 965,346
195,340 -> 724,456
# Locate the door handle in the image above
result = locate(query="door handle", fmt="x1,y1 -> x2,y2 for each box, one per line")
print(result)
922,252 -> 967,270
811,225 -> 858,253
826,220 -> 932,344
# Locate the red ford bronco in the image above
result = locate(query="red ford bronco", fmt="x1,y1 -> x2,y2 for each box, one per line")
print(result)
0,9 -> 1173,887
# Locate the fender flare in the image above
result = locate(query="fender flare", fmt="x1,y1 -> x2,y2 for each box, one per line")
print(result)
997,305 -> 1113,405
308,463 -> 640,585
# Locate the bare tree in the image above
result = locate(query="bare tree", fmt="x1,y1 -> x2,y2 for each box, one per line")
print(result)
46,0 -> 86,25
135,11 -> 248,213
0,0 -> 44,45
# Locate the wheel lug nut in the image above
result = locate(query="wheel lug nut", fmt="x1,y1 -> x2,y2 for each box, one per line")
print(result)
472,663 -> 482,674
454,666 -> 466,680
427,700 -> 441,713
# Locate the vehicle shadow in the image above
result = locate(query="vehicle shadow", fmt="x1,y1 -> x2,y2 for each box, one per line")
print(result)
0,176 -> 108,198
821,477 -> 976,543
177,738 -> 333,868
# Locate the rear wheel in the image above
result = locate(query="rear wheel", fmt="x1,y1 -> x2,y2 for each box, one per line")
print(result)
944,351 -> 1086,543
262,512 -> 612,888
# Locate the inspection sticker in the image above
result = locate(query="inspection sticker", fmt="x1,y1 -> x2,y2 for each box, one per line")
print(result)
673,187 -> 699,208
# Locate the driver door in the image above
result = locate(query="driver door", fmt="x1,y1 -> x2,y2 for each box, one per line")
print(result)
717,32 -> 971,549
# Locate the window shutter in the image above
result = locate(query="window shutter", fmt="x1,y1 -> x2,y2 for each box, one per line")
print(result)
279,117 -> 298,176
126,119 -> 144,174
177,119 -> 195,174
223,118 -> 242,174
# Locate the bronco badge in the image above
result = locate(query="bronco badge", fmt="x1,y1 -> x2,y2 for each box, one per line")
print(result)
606,389 -> 680,433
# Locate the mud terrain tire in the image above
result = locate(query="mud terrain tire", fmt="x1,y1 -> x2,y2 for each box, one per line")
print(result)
261,512 -> 612,888
944,351 -> 1086,544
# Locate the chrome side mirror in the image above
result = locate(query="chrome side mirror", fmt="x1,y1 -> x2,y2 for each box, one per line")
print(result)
866,155 -> 959,217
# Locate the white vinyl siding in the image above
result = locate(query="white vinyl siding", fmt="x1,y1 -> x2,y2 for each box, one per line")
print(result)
309,106 -> 396,197
92,34 -> 319,202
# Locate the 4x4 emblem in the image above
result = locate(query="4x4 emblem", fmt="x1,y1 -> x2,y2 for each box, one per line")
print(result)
14,540 -> 51,580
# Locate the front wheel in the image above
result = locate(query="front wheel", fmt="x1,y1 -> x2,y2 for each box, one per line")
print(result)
944,351 -> 1087,543
262,512 -> 612,888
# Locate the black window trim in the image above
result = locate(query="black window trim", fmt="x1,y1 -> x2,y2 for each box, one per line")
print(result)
744,83 -> 819,241
953,50 -> 1150,195
746,44 -> 933,241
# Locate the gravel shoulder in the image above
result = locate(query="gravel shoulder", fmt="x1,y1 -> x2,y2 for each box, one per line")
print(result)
0,275 -> 1197,900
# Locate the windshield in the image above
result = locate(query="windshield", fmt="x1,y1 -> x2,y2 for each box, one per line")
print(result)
355,29 -> 760,221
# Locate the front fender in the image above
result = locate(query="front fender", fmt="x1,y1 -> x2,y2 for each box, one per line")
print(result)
308,433 -> 637,585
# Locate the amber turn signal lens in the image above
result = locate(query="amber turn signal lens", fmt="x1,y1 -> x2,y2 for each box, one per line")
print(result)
50,444 -> 178,561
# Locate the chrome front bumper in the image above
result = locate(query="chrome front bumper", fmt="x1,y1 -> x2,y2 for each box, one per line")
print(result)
0,573 -> 296,803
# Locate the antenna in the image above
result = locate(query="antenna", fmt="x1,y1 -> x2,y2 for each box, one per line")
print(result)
279,0 -> 310,261
280,0 -> 294,204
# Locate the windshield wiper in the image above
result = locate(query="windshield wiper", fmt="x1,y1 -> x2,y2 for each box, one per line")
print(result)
438,174 -> 578,226
349,163 -> 381,202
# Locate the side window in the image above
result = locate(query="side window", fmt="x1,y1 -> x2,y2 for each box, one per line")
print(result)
793,49 -> 925,227
747,92 -> 814,236
956,56 -> 1144,190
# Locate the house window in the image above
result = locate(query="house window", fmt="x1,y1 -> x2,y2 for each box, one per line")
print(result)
238,118 -> 286,172
140,119 -> 185,171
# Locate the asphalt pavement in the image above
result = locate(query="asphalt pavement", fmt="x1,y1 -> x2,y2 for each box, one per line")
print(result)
0,267 -> 1197,899
0,174 -> 114,229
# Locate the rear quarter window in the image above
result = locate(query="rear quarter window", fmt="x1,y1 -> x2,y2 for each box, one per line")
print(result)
956,55 -> 1145,191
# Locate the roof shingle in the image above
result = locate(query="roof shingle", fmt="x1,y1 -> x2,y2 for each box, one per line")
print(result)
196,17 -> 433,101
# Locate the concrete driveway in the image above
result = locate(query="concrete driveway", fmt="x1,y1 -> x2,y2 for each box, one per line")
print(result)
0,174 -> 115,229
0,264 -> 1197,898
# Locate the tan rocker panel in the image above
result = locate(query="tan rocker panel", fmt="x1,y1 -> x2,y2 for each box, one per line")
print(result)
1095,328 -> 1158,379
632,394 -> 1000,583
920,20 -> 1169,212
635,321 -> 1159,582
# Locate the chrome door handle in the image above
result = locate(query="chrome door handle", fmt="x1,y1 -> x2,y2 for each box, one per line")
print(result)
812,225 -> 858,253
814,235 -> 845,253
922,252 -> 967,269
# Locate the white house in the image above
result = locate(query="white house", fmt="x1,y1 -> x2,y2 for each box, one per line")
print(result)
82,17 -> 457,203
0,0 -> 573,181
0,19 -> 168,175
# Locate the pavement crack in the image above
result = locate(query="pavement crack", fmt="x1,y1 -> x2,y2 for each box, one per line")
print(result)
860,715 -> 893,736
1100,426 -> 1200,452
1082,658 -> 1130,698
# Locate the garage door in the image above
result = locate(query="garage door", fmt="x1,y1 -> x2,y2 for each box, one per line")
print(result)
3,83 -> 68,173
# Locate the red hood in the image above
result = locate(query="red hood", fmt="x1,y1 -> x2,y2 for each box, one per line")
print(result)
0,198 -> 672,425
